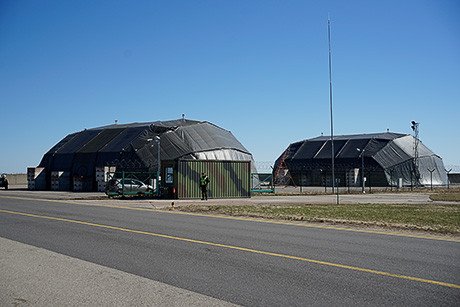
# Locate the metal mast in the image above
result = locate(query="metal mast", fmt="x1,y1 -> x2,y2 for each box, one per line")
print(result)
328,15 -> 335,192
411,121 -> 420,186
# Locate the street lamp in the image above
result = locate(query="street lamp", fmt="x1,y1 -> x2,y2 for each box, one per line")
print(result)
154,136 -> 160,196
147,136 -> 161,196
357,148 -> 365,193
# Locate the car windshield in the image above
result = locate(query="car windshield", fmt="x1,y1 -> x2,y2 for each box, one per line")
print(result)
120,179 -> 142,185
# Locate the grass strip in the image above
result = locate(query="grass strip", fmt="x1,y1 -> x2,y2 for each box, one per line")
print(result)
429,192 -> 460,202
179,203 -> 460,235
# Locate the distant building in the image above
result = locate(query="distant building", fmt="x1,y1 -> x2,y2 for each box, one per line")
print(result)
274,132 -> 448,187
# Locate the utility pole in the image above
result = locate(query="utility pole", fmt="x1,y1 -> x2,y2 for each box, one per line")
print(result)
328,15 -> 335,193
411,121 -> 420,187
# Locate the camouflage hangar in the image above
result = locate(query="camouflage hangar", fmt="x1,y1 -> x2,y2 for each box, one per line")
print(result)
274,132 -> 448,188
28,119 -> 254,198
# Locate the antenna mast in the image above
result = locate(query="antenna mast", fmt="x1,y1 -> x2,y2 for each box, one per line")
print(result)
328,15 -> 335,192
411,121 -> 420,186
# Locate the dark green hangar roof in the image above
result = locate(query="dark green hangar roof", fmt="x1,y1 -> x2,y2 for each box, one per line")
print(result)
275,132 -> 448,186
283,132 -> 406,161
39,119 -> 253,177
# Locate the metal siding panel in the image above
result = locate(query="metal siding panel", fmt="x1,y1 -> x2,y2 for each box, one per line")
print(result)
176,160 -> 250,199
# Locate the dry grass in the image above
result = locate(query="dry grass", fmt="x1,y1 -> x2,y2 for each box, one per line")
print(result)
179,203 -> 460,235
178,189 -> 460,235
429,192 -> 460,202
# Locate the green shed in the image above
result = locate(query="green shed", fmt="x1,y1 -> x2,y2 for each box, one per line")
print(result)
162,160 -> 251,199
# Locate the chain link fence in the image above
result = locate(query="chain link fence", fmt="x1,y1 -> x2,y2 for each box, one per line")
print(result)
254,161 -> 460,191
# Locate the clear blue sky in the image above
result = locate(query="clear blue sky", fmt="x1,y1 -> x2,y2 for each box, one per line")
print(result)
1,0 -> 459,173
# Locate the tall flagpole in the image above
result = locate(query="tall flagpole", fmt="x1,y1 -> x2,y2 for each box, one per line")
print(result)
328,15 -> 335,193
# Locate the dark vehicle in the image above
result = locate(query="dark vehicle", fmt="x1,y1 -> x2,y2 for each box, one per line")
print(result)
0,174 -> 8,189
106,178 -> 154,196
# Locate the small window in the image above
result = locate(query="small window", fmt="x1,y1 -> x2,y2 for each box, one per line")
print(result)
166,167 -> 174,183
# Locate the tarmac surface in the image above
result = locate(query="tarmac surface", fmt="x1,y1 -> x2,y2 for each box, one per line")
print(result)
0,237 -> 239,307
1,185 -> 458,306
2,184 -> 457,209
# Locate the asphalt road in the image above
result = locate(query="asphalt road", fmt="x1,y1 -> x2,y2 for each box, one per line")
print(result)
1,192 -> 459,306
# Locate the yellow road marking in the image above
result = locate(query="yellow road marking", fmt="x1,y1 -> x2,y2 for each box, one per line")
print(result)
1,195 -> 460,243
1,208 -> 459,290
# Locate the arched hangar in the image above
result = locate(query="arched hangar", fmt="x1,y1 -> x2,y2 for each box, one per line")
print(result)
274,132 -> 448,187
31,119 -> 254,196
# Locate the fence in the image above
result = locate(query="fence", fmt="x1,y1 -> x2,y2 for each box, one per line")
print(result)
254,161 -> 460,192
251,173 -> 275,193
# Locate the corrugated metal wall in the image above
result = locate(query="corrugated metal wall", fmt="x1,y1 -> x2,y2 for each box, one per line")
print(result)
177,160 -> 251,199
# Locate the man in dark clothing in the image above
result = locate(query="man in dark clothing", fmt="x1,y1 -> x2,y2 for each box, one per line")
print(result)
200,173 -> 209,200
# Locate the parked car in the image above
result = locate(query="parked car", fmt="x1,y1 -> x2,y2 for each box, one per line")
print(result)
0,174 -> 8,189
107,178 -> 154,195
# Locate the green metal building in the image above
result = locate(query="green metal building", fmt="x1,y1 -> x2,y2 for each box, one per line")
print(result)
162,160 -> 251,199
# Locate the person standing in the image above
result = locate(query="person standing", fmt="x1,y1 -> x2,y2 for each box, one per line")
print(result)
200,173 -> 209,200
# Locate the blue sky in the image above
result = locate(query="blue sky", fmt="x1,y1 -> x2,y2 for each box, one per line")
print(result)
1,0 -> 459,173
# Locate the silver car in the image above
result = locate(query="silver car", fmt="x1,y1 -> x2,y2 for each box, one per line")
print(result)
107,178 -> 154,195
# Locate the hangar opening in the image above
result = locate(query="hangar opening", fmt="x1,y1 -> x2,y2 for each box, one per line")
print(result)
274,132 -> 448,188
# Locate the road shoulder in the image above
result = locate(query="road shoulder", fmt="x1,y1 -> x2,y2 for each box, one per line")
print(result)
0,237 -> 238,306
